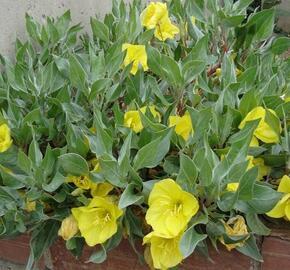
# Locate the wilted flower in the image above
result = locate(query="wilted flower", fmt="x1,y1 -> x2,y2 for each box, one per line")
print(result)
239,106 -> 281,144
124,106 -> 161,133
146,178 -> 199,237
169,112 -> 193,141
267,175 -> 290,220
143,231 -> 184,269
0,123 -> 13,153
122,43 -> 148,75
58,215 -> 79,241
72,197 -> 123,246
220,215 -> 249,251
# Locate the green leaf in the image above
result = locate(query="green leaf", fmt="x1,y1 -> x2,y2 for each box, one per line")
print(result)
237,167 -> 258,200
17,150 -> 32,174
133,129 -> 172,170
90,18 -> 110,42
87,245 -> 107,264
180,226 -> 207,258
246,213 -> 270,236
58,153 -> 89,176
118,183 -> 143,209
264,109 -> 281,140
271,37 -> 290,55
28,139 -> 43,167
177,154 -> 198,191
236,235 -> 263,262
69,54 -> 88,96
89,78 -> 112,101
42,172 -> 65,192
247,183 -> 282,213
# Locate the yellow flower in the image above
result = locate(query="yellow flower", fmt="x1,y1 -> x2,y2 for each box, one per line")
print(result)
122,43 -> 148,75
25,200 -> 36,212
66,175 -> 92,190
220,215 -> 249,251
58,215 -> 79,241
215,68 -> 242,77
90,182 -> 113,197
140,2 -> 179,41
140,2 -> 168,29
0,123 -> 13,153
250,136 -> 259,147
143,231 -> 184,270
72,197 -> 123,246
124,106 -> 161,133
169,112 -> 193,141
145,178 -> 199,237
89,158 -> 101,172
266,175 -> 290,220
252,158 -> 270,180
239,106 -> 281,144
226,183 -> 240,192
191,16 -> 196,25
154,17 -> 179,41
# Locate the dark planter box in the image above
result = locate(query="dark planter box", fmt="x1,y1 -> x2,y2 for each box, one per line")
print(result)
0,229 -> 289,270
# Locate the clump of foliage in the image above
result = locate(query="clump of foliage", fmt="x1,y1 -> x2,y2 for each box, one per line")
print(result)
0,0 -> 289,269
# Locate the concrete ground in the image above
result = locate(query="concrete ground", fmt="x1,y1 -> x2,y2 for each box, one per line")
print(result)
0,260 -> 25,270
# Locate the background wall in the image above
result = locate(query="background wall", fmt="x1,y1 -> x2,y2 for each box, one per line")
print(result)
0,0 -> 289,57
0,0 -> 130,57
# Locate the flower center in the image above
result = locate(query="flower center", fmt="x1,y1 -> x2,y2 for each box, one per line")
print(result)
171,201 -> 183,216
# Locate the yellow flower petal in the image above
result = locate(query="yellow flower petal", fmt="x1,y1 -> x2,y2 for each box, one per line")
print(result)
143,231 -> 184,269
122,44 -> 148,75
58,215 -> 79,241
226,183 -> 239,192
278,175 -> 290,194
90,182 -> 114,197
250,136 -> 259,147
124,106 -> 161,133
72,197 -> 123,246
140,2 -> 168,29
169,112 -> 193,141
146,178 -> 199,237
239,107 -> 281,144
154,17 -> 179,41
266,194 -> 290,218
252,158 -> 270,180
0,123 -> 13,153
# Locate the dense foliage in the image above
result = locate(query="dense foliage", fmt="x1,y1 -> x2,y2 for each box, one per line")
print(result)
0,0 -> 289,269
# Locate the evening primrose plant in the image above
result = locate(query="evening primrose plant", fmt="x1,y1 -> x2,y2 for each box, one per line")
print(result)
0,0 -> 289,269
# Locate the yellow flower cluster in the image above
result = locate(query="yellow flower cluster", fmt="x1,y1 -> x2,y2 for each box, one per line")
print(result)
267,175 -> 290,220
0,123 -> 13,153
220,216 -> 249,251
140,2 -> 179,41
143,179 -> 199,269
